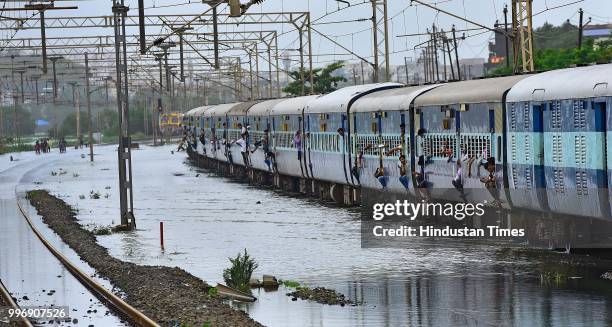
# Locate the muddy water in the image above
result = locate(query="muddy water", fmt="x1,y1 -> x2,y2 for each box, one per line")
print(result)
17,144 -> 612,326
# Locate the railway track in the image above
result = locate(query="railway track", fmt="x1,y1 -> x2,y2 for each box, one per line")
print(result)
0,278 -> 33,327
14,191 -> 159,327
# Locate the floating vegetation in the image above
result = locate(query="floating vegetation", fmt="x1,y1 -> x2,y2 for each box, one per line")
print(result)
281,280 -> 301,288
89,191 -> 101,199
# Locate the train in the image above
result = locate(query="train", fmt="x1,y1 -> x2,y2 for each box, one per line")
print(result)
159,112 -> 184,136
182,63 -> 612,221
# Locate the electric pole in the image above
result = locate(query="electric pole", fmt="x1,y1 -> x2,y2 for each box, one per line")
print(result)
85,53 -> 94,161
112,0 -> 136,229
504,5 -> 510,69
578,8 -> 584,49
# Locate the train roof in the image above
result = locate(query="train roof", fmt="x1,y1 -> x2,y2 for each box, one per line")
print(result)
192,105 -> 214,116
506,64 -> 612,102
248,98 -> 288,116
414,74 -> 530,107
270,95 -> 320,115
204,102 -> 240,117
227,100 -> 262,116
305,83 -> 402,114
351,84 -> 441,113
184,107 -> 204,117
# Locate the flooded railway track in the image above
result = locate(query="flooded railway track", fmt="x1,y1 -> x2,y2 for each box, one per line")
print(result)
14,192 -> 159,327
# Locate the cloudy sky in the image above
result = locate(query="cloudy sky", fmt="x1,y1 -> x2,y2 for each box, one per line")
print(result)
4,0 -> 611,70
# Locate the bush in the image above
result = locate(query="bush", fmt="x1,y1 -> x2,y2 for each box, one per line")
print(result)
222,249 -> 258,292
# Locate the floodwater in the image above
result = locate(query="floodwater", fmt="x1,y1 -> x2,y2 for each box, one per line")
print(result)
0,150 -> 126,326
13,144 -> 612,326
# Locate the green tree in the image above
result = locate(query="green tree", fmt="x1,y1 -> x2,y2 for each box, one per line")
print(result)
0,105 -> 36,139
58,111 -> 89,138
283,61 -> 347,96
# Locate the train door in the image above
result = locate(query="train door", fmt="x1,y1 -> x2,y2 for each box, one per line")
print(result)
532,103 -> 548,209
306,114 -> 314,177
298,115 -> 307,178
593,100 -> 610,218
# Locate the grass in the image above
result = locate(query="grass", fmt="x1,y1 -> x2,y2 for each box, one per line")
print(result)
281,280 -> 301,288
207,287 -> 218,298
222,249 -> 258,292
0,143 -> 34,155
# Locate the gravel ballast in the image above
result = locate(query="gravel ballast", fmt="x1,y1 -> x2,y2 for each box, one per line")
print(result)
27,190 -> 262,327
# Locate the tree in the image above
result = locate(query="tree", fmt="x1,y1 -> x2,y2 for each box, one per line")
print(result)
283,61 -> 347,96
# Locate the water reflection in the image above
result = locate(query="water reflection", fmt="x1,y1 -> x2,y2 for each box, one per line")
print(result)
15,144 -> 612,327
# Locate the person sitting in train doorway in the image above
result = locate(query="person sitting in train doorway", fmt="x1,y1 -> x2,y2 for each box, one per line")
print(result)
397,155 -> 410,192
374,166 -> 388,190
177,134 -> 187,152
292,130 -> 302,161
480,157 -> 501,206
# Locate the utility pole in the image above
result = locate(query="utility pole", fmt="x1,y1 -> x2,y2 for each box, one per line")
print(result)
578,8 -> 584,49
404,57 -> 410,84
112,0 -> 136,228
432,25 -> 440,82
446,37 -> 455,80
32,75 -> 40,105
85,53 -> 94,162
17,69 -> 25,105
503,5 -> 510,69
452,25 -> 461,80
68,82 -> 80,144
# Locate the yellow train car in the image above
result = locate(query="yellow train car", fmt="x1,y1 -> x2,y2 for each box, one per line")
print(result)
159,112 -> 184,136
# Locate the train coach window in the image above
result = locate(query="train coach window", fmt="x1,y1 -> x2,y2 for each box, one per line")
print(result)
460,104 -> 470,112
320,123 -> 327,132
497,136 -> 502,160
371,123 -> 377,133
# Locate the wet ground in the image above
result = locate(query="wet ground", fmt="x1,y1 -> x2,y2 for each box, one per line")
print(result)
0,150 -> 126,326
11,144 -> 612,326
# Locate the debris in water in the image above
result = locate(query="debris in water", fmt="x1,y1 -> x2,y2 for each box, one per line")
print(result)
601,271 -> 612,280
73,173 -> 79,177
173,173 -> 184,176
105,186 -> 111,190
79,195 -> 86,200
89,191 -> 100,199
256,201 -> 261,204
286,286 -> 355,306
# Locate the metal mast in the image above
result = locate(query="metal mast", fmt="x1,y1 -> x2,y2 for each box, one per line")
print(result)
511,0 -> 534,73
371,0 -> 390,83
112,0 -> 136,228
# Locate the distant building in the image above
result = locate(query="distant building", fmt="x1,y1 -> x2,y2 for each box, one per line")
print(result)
583,24 -> 612,43
459,58 -> 485,80
486,26 -> 510,71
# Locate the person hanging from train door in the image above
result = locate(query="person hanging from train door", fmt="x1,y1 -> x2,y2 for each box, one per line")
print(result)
452,157 -> 468,202
292,130 -> 302,161
199,130 -> 207,155
233,134 -> 250,167
480,157 -> 501,207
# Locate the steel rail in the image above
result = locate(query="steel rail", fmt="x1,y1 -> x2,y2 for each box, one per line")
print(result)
0,279 -> 33,327
15,192 -> 159,327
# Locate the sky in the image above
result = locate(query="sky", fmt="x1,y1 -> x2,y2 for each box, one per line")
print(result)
3,0 -> 612,71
